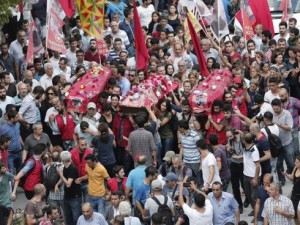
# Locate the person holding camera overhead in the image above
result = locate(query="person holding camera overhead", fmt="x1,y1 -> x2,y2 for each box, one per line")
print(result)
225,127 -> 248,214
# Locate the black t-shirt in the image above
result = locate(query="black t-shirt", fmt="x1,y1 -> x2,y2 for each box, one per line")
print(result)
256,137 -> 271,174
63,163 -> 81,199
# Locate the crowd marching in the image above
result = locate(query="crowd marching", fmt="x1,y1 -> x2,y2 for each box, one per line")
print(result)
0,0 -> 300,225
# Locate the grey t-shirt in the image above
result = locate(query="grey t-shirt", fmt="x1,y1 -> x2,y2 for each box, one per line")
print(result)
273,109 -> 293,146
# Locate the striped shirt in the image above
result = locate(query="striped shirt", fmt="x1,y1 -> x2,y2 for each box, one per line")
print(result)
180,130 -> 201,163
262,195 -> 294,225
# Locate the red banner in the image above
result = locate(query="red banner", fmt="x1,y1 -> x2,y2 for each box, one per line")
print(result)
46,8 -> 67,54
241,8 -> 255,40
26,18 -> 44,64
96,39 -> 109,56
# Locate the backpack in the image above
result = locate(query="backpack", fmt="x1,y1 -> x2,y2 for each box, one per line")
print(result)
18,158 -> 36,188
44,164 -> 60,191
169,113 -> 178,131
152,196 -> 173,225
264,126 -> 284,158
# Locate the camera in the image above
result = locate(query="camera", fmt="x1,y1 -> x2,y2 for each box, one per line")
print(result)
256,114 -> 264,122
183,182 -> 191,187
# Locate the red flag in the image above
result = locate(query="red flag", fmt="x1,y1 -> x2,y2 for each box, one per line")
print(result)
26,17 -> 44,64
236,0 -> 274,36
95,39 -> 110,57
279,0 -> 293,22
187,14 -> 210,77
58,0 -> 75,18
133,4 -> 149,71
241,8 -> 255,40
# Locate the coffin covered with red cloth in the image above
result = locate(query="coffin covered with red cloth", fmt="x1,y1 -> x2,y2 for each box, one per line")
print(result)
189,69 -> 233,114
65,66 -> 111,113
120,75 -> 179,114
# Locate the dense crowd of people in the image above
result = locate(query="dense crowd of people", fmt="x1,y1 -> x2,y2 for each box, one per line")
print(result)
1,0 -> 300,225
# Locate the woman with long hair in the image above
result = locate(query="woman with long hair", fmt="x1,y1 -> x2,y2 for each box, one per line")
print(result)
99,103 -> 114,129
148,12 -> 160,35
92,123 -> 116,177
168,4 -> 181,31
156,99 -> 174,157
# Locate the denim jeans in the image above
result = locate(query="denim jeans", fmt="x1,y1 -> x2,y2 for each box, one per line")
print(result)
64,197 -> 81,225
292,130 -> 299,156
185,162 -> 203,186
81,182 -> 88,203
8,152 -> 22,174
277,141 -> 295,182
161,137 -> 174,158
88,195 -> 105,214
156,142 -> 163,168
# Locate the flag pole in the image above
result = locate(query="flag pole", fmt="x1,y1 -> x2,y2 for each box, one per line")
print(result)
240,0 -> 246,42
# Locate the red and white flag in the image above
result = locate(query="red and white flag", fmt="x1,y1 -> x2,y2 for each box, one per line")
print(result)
26,17 -> 44,64
46,0 -> 67,54
241,7 -> 255,40
95,39 -> 109,57
279,0 -> 293,22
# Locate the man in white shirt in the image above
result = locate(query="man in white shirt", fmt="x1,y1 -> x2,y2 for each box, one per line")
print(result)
39,63 -> 54,90
273,21 -> 290,43
178,181 -> 213,225
196,139 -> 221,193
0,86 -> 15,118
109,21 -> 130,50
8,30 -> 27,62
264,77 -> 280,104
242,132 -> 261,213
137,0 -> 155,28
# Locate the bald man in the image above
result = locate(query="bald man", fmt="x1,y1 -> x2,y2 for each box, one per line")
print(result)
125,155 -> 147,201
254,173 -> 273,225
13,82 -> 28,108
77,203 -> 108,225
24,184 -> 47,225
262,182 -> 294,225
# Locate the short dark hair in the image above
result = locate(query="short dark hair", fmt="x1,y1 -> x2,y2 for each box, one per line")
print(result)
263,111 -> 273,121
80,121 -> 89,130
209,133 -> 219,145
145,166 -> 158,177
7,110 -> 18,120
290,27 -> 299,36
271,98 -> 281,106
32,86 -> 44,95
177,120 -> 189,130
222,104 -> 233,112
254,94 -> 264,104
33,143 -> 46,155
84,154 -> 97,162
117,66 -> 125,76
43,205 -> 58,217
262,30 -> 272,40
52,75 -> 61,86
134,116 -> 146,128
194,192 -> 206,208
0,135 -> 10,145
268,76 -> 278,84
196,139 -> 207,150
124,8 -> 132,18
279,21 -> 288,28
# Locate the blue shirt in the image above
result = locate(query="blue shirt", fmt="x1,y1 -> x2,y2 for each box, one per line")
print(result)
208,191 -> 239,225
257,186 -> 270,221
76,212 -> 108,225
126,166 -> 146,204
119,20 -> 134,43
0,121 -> 21,152
133,180 -> 151,206
106,1 -> 126,21
117,77 -> 131,97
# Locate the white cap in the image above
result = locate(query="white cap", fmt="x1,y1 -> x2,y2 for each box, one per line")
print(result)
87,102 -> 96,109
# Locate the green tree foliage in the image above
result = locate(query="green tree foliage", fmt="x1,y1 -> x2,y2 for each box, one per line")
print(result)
0,0 -> 21,25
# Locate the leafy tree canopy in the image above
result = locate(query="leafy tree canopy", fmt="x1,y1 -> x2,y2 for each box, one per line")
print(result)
0,0 -> 21,25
